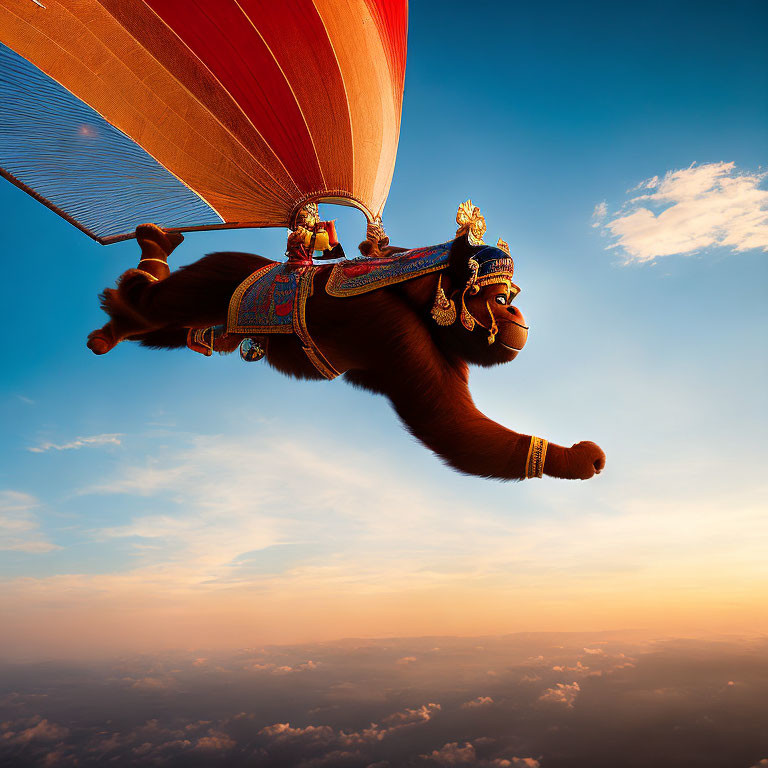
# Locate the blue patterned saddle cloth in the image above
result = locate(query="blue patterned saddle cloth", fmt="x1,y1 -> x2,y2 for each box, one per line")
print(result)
325,241 -> 453,297
227,262 -> 304,334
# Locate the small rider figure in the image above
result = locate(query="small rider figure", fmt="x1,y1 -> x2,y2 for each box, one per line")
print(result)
287,203 -> 345,264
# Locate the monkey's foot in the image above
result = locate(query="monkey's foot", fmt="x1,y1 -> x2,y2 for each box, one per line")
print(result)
87,328 -> 118,355
135,223 -> 184,259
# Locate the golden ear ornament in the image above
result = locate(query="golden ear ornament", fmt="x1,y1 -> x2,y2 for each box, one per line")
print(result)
430,274 -> 457,326
456,199 -> 486,246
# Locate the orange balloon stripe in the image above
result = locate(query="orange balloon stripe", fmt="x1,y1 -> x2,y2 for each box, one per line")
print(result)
364,0 -> 408,109
143,0 -> 327,197
97,0 -> 300,201
313,0 -> 398,218
237,0 -> 355,201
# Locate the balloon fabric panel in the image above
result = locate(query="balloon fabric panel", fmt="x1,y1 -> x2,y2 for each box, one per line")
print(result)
0,0 -> 407,242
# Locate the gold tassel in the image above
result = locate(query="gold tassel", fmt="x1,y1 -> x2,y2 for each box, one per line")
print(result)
485,300 -> 498,344
430,274 -> 457,326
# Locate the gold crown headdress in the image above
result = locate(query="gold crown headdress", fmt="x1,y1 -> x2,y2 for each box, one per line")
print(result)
455,199 -> 487,246
430,201 -> 517,344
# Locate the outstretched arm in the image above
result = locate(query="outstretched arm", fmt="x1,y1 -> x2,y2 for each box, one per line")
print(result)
328,291 -> 604,481
350,359 -> 603,481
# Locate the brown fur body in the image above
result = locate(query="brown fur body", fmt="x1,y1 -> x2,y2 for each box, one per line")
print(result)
89,226 -> 605,481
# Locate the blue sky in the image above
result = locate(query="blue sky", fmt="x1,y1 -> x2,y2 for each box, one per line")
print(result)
0,0 -> 766,657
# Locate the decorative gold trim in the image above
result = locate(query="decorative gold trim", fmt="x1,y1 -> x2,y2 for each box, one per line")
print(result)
294,268 -> 342,380
525,436 -> 548,479
325,262 -> 448,297
226,263 -> 341,378
288,191 -> 376,229
226,263 -> 295,334
430,274 -> 457,326
459,292 -> 475,331
496,238 -> 510,255
186,326 -> 214,356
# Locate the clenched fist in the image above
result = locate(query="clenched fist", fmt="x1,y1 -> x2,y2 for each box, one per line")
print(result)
544,440 -> 606,480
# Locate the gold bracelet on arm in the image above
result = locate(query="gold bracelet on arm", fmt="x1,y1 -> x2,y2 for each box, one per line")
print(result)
525,436 -> 548,479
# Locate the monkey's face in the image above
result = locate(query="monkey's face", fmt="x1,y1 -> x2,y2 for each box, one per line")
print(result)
463,282 -> 528,365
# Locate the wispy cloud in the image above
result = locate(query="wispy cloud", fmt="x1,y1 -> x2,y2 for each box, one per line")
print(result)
1,424 -> 767,653
28,433 -> 122,453
595,162 -> 768,263
0,491 -> 58,553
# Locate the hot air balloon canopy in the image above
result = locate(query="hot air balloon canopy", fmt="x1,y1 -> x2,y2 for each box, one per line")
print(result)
0,0 -> 407,243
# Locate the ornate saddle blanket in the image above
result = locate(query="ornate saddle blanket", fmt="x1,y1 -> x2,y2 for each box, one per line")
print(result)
325,241 -> 453,297
226,262 -> 339,380
228,262 -> 304,335
224,242 -> 454,379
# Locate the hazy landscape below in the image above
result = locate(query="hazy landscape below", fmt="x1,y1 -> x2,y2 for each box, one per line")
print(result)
1,632 -> 766,767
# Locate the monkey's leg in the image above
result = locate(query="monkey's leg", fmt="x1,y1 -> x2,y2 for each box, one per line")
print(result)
87,225 -> 183,354
88,251 -> 265,354
134,223 -> 184,280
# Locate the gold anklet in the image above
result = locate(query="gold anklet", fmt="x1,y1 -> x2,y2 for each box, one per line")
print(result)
134,269 -> 159,282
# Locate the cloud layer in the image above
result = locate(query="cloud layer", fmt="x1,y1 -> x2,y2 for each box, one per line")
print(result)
594,162 -> 768,262
1,634 -> 766,767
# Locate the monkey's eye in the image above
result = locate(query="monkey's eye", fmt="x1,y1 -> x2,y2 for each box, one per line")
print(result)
495,295 -> 508,305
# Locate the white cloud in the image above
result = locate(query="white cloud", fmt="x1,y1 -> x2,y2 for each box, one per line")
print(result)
1,716 -> 68,744
193,731 -> 236,751
260,703 -> 441,752
420,741 -> 540,767
596,162 -> 768,262
551,661 -> 589,674
462,696 -> 494,708
538,682 -> 580,708
0,491 -> 58,553
423,741 -> 475,765
29,433 -> 122,453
